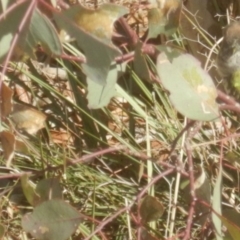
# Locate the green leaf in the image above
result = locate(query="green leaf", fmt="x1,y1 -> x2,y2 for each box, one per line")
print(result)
87,62 -> 126,109
21,174 -> 40,206
222,209 -> 240,240
53,4 -> 128,85
213,209 -> 240,240
147,0 -> 181,39
25,8 -> 62,57
133,42 -> 150,82
181,166 -> 211,222
0,1 -> 32,62
74,4 -> 128,44
212,164 -> 223,239
223,218 -> 240,240
156,52 -> 219,121
155,45 -> 182,61
35,178 -> 62,204
140,195 -> 164,223
22,200 -> 82,240
193,166 -> 211,220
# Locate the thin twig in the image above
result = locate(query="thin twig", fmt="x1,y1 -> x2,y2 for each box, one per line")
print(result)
217,89 -> 240,107
169,118 -> 188,238
182,121 -> 202,240
118,17 -> 138,46
182,139 -> 196,240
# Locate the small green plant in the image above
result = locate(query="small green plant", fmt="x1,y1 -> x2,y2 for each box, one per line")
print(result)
1,1 -> 240,240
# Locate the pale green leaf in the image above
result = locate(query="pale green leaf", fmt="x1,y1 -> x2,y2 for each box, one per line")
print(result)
25,8 -> 62,57
87,62 -> 126,108
22,200 -> 82,240
54,4 -> 128,85
156,52 -> 219,121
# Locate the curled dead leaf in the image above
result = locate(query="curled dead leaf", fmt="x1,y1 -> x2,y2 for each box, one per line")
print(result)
0,131 -> 15,167
50,130 -> 74,145
10,104 -> 46,134
1,82 -> 13,118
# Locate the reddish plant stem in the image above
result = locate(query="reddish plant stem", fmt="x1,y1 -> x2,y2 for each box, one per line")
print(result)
0,172 -> 32,179
150,70 -> 161,83
217,89 -> 240,113
83,201 -> 134,240
217,89 -> 240,106
58,0 -> 70,9
182,139 -> 195,240
115,51 -> 134,63
182,121 -> 203,240
39,0 -> 60,12
114,43 -> 158,64
68,145 -> 189,176
170,120 -> 196,157
223,162 -> 240,171
80,214 -> 108,240
138,169 -> 176,200
165,232 -> 185,240
136,168 -> 176,239
68,145 -> 125,164
219,104 -> 240,114
5,123 -> 237,184
58,53 -> 86,63
118,17 -> 138,46
183,200 -> 195,240
142,43 -> 158,57
83,168 -> 175,240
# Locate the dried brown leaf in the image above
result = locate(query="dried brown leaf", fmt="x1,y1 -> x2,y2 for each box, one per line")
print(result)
1,82 -> 13,118
140,195 -> 164,223
10,104 -> 46,134
0,131 -> 15,167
